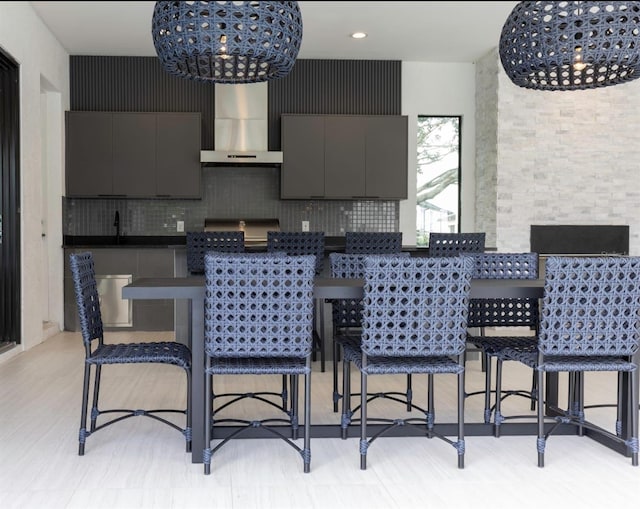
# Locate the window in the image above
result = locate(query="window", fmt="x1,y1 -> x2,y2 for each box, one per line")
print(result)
416,116 -> 461,247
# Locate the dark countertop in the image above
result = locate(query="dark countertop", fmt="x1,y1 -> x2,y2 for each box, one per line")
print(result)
63,235 -> 187,248
62,235 -> 432,254
63,235 -> 349,250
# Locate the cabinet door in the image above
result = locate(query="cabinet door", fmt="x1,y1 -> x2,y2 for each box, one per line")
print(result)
156,113 -> 201,198
281,115 -> 325,198
324,116 -> 366,198
112,113 -> 157,197
365,116 -> 408,199
65,112 -> 114,196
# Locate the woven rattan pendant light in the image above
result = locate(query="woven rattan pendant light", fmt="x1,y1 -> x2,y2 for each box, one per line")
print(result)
499,1 -> 640,91
152,1 -> 303,84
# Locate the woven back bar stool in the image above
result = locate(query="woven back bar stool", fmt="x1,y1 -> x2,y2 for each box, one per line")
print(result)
267,231 -> 325,275
428,232 -> 485,257
267,231 -> 326,369
329,252 -> 411,413
203,253 -> 315,475
186,231 -> 245,274
334,229 -> 403,408
266,231 -> 326,415
340,255 -> 474,470
498,256 -> 640,467
344,231 -> 402,254
69,252 -> 192,456
466,253 -> 540,426
207,251 -> 292,415
428,232 -> 486,366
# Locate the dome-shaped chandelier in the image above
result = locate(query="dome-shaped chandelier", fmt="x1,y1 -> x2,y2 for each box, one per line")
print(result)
499,1 -> 640,91
152,1 -> 303,84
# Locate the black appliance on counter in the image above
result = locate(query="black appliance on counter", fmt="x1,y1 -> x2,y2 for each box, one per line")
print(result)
530,224 -> 629,277
530,225 -> 629,255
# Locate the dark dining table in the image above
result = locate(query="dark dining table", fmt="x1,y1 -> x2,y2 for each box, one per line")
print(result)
123,276 -> 553,463
123,275 -> 637,463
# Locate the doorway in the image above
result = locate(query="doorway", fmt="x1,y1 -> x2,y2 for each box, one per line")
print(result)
0,48 -> 21,349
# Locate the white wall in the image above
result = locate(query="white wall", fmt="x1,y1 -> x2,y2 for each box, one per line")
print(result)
41,80 -> 65,333
0,2 -> 69,358
401,61 -> 477,246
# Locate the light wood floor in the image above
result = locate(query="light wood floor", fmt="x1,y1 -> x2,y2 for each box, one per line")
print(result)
1,331 -> 639,509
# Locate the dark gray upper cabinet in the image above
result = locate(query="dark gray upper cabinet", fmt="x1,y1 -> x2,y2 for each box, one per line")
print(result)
65,112 -> 114,196
364,115 -> 408,199
280,114 -> 408,200
156,113 -> 201,198
113,113 -> 157,196
66,111 -> 201,198
281,115 -> 325,198
324,116 -> 366,198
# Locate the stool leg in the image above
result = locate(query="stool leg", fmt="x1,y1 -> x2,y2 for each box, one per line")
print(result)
78,363 -> 92,456
494,359 -> 504,438
341,356 -> 352,440
457,357 -> 465,469
483,354 -> 492,424
332,332 -> 341,412
360,369 -> 368,470
303,357 -> 312,473
537,367 -> 545,468
631,368 -> 639,466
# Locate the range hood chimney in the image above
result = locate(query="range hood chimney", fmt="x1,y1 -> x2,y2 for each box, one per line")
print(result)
200,82 -> 283,165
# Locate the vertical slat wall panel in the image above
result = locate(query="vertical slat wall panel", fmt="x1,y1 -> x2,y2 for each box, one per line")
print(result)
67,58 -> 402,238
70,57 -> 401,152
268,60 -> 401,150
71,56 -> 217,149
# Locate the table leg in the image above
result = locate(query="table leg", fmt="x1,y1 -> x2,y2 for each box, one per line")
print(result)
316,298 -> 326,372
310,299 -> 325,371
190,298 -> 205,463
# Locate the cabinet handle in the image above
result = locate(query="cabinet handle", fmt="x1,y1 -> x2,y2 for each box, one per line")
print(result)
156,194 -> 171,198
98,194 -> 127,197
352,196 -> 378,199
309,195 -> 324,199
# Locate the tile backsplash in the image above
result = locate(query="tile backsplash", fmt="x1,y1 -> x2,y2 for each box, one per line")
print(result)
64,167 -> 399,236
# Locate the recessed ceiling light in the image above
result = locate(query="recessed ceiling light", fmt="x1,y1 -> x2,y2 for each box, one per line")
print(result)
351,32 -> 367,39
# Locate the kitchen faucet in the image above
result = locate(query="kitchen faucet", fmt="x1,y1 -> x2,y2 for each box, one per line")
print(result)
114,210 -> 120,244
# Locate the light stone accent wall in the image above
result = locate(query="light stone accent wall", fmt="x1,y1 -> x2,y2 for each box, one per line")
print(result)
475,51 -> 499,248
477,48 -> 640,255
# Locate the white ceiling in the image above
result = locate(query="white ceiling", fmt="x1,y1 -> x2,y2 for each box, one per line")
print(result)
30,1 -> 518,63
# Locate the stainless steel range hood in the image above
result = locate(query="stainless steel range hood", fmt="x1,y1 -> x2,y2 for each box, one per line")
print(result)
200,82 -> 283,165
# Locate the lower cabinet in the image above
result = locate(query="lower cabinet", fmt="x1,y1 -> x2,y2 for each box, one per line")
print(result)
64,248 -> 179,332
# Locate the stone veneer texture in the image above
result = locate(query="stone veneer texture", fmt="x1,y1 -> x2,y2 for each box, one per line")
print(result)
475,51 -> 499,248
64,167 -> 399,236
475,49 -> 640,255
